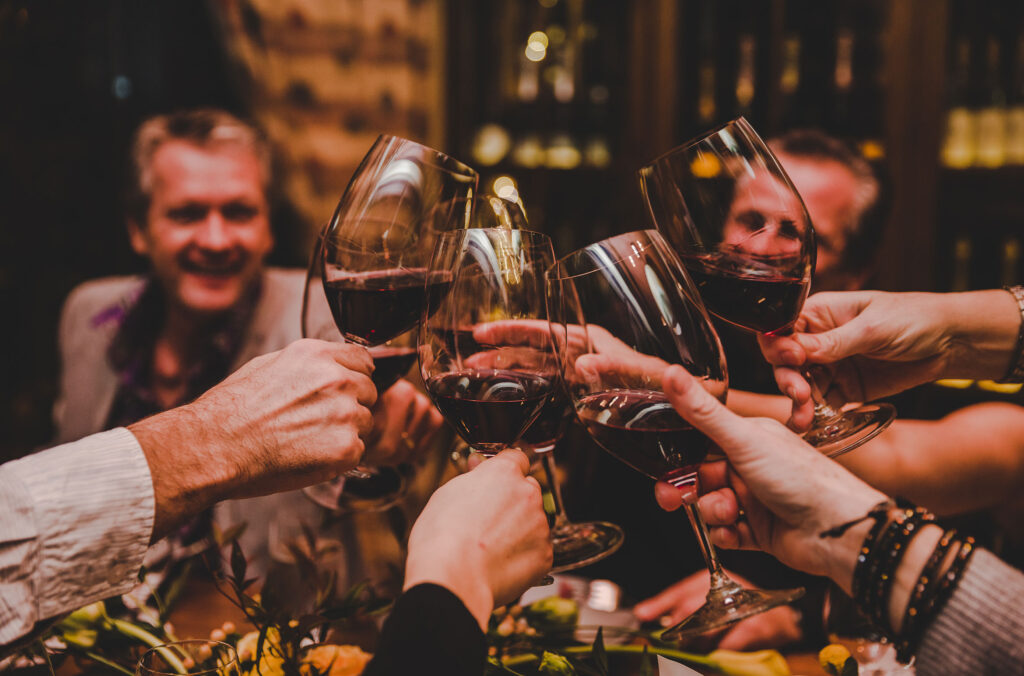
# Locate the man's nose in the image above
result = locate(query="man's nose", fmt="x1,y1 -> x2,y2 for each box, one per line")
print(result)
195,212 -> 232,250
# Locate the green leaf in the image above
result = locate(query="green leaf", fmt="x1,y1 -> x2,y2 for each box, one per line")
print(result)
230,540 -> 248,585
591,627 -> 608,676
639,645 -> 654,676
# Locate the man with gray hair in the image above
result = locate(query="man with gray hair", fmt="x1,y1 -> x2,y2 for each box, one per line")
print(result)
53,108 -> 440,585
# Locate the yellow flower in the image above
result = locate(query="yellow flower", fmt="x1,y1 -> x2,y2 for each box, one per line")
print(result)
707,649 -> 792,676
301,645 -> 373,676
819,644 -> 857,676
238,628 -> 286,676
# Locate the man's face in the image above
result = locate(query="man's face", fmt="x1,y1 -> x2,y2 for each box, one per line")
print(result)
129,140 -> 273,316
720,168 -> 808,260
777,152 -> 862,290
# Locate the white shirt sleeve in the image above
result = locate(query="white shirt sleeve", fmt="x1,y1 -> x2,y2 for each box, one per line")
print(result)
0,428 -> 155,644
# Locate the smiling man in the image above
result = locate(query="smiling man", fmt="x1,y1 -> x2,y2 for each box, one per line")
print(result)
53,110 -> 291,441
52,109 -> 443,594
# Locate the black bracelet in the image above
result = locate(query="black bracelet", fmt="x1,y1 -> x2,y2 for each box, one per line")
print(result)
844,499 -> 903,602
895,528 -> 958,663
871,509 -> 934,633
918,536 -> 976,629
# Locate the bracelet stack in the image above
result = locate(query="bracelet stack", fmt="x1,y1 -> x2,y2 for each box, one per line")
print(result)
999,285 -> 1024,383
832,498 -> 977,664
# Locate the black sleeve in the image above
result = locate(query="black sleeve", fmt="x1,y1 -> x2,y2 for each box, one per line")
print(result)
362,583 -> 487,676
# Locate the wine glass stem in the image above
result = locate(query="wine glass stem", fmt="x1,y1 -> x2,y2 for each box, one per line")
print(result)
672,478 -> 742,596
803,366 -> 844,422
538,450 -> 572,532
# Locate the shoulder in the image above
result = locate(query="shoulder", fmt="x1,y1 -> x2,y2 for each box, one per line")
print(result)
61,276 -> 145,332
262,268 -> 306,296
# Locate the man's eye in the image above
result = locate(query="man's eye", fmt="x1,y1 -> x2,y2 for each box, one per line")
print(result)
167,206 -> 206,223
736,211 -> 766,231
222,203 -> 259,222
778,220 -> 801,239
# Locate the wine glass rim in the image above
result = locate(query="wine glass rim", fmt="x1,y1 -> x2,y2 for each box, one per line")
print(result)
638,116 -> 757,172
546,229 -> 663,281
136,640 -> 238,676
373,133 -> 478,179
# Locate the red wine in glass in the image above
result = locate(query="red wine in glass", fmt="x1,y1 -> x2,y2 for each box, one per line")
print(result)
324,268 -> 453,346
680,252 -> 808,335
520,386 -> 574,452
367,345 -> 418,393
425,369 -> 553,454
575,389 -> 714,484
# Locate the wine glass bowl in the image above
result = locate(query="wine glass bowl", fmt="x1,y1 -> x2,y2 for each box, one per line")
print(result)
639,117 -> 894,457
420,227 -> 624,573
547,229 -> 803,639
136,640 -> 239,676
301,134 -> 477,511
419,228 -> 559,456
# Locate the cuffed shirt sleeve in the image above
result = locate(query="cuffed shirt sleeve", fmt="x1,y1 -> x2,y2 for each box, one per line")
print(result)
0,428 -> 155,644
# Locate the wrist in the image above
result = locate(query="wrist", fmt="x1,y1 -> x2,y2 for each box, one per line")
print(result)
887,523 -> 944,632
130,404 -> 235,540
403,549 -> 494,631
945,290 -> 1021,379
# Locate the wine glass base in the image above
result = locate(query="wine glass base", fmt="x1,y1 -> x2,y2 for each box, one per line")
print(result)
550,521 -> 625,574
661,586 -> 805,641
803,402 -> 897,459
302,466 -> 408,513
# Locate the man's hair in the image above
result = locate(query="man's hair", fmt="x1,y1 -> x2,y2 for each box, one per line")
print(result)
769,129 -> 888,275
125,108 -> 271,225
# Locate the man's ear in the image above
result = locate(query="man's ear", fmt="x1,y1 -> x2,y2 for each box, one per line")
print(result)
127,219 -> 149,256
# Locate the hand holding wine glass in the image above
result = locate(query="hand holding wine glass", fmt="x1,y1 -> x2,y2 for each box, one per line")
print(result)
639,117 -> 895,457
547,229 -> 802,640
758,289 -> 1024,429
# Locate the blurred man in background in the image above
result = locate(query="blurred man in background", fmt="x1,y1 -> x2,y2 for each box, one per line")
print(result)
52,109 -> 441,593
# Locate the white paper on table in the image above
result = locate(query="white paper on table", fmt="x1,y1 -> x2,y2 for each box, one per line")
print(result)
656,655 -> 703,675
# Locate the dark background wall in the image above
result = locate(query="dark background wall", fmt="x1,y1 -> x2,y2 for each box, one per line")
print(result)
0,1 -> 280,459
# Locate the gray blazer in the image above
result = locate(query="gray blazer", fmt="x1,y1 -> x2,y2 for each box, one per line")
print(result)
53,267 -> 306,444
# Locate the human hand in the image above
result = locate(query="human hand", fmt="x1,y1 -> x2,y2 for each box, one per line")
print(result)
132,339 -> 377,537
404,449 -> 553,629
653,364 -> 887,589
363,379 -> 444,466
634,569 -> 802,650
760,290 -> 1021,429
759,292 -> 956,418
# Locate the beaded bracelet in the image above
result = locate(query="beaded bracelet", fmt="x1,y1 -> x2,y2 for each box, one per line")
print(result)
870,509 -> 935,633
864,510 -> 937,630
999,285 -> 1024,383
822,498 -> 907,603
917,536 -> 976,630
894,528 -> 958,662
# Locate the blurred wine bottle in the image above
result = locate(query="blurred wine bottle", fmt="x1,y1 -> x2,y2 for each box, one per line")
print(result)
941,24 -> 977,168
1007,28 -> 1024,165
975,34 -> 1007,168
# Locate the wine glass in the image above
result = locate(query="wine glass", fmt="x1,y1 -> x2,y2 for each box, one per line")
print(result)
419,228 -> 560,457
303,134 -> 477,511
136,640 -> 239,676
546,229 -> 803,640
301,228 -> 413,511
638,116 -> 895,458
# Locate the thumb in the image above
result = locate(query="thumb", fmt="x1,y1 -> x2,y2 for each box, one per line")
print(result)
795,320 -> 874,365
663,365 -> 751,452
487,448 -> 531,476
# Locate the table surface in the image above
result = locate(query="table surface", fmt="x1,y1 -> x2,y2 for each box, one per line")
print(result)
165,575 -> 828,675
